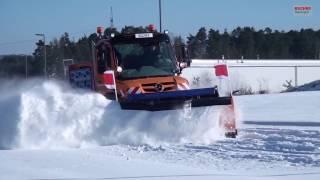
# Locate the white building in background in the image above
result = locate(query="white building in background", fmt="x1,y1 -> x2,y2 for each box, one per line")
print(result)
182,59 -> 320,92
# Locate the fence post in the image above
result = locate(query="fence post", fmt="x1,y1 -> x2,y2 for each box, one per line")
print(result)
294,66 -> 298,87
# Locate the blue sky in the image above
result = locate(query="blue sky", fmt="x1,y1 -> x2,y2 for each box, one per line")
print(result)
0,0 -> 319,55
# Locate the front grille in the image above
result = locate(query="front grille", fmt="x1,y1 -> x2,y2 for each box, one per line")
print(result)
141,82 -> 176,93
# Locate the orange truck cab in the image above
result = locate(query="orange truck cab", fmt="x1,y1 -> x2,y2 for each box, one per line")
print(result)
95,31 -> 190,100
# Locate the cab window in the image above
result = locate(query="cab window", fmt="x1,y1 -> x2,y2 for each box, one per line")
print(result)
97,45 -> 112,74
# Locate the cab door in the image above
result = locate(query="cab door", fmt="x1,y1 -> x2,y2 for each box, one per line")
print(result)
94,41 -> 114,94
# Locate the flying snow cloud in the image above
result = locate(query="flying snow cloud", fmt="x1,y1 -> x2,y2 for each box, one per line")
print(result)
0,79 -> 227,150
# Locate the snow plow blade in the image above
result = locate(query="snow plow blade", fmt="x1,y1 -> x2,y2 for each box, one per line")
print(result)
119,87 -> 237,138
119,87 -> 231,111
119,88 -> 238,138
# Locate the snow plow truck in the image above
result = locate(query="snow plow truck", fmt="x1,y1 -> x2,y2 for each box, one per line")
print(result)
68,25 -> 238,138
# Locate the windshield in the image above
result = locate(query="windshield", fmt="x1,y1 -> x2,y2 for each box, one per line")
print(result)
114,38 -> 177,79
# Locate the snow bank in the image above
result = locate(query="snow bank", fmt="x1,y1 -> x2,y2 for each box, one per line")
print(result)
0,79 -> 226,150
236,91 -> 320,123
286,80 -> 320,92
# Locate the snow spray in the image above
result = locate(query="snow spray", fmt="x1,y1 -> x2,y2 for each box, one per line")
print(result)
0,79 -> 226,149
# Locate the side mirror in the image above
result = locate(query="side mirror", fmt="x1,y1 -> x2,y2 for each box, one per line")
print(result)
175,44 -> 191,67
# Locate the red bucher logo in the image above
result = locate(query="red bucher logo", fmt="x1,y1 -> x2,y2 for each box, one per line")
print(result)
294,5 -> 312,15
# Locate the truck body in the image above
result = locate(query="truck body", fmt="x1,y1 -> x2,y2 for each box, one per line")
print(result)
68,28 -> 237,138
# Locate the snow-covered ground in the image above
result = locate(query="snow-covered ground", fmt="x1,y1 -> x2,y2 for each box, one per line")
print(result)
0,79 -> 319,179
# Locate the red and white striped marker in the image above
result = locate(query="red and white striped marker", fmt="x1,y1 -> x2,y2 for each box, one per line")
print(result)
128,87 -> 142,95
103,70 -> 118,101
103,70 -> 116,89
214,63 -> 231,97
177,82 -> 190,90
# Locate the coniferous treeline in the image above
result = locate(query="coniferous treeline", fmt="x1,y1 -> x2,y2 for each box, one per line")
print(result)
1,26 -> 320,78
187,27 -> 320,59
